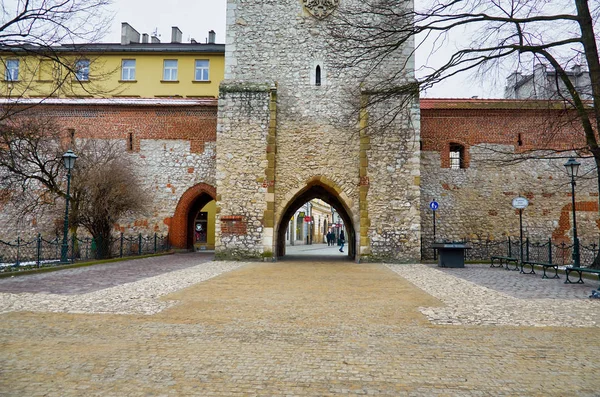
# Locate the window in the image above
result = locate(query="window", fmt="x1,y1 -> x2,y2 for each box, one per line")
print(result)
121,59 -> 136,81
75,59 -> 90,81
5,59 -> 19,81
194,60 -> 209,81
163,59 -> 178,81
315,65 -> 321,86
449,143 -> 465,169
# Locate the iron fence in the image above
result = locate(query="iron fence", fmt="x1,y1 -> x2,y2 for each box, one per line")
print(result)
0,233 -> 170,272
421,235 -> 600,266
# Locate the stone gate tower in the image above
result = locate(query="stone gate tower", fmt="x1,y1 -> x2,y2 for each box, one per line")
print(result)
216,0 -> 421,262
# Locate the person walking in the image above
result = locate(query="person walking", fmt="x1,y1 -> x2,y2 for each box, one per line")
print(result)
339,230 -> 345,253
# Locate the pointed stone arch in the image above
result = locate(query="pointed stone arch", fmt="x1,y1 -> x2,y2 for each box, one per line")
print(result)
275,176 -> 357,260
170,183 -> 216,249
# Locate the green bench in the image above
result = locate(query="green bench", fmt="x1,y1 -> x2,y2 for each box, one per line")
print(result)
521,260 -> 559,279
565,266 -> 600,289
490,256 -> 519,271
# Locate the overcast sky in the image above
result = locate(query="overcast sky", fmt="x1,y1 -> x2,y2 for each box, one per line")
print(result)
105,0 -> 501,98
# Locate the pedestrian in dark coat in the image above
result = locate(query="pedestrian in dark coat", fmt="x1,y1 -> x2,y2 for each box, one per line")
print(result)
339,230 -> 345,253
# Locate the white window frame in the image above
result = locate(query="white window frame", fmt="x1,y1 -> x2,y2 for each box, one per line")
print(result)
75,59 -> 90,81
163,59 -> 178,81
449,151 -> 461,169
5,59 -> 19,81
194,59 -> 209,81
449,143 -> 465,169
121,59 -> 136,81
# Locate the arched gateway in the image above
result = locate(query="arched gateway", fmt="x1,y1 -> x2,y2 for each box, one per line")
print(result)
170,183 -> 216,250
276,179 -> 356,260
215,0 -> 421,262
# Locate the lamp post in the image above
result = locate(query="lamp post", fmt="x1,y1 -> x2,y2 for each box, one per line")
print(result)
564,157 -> 581,268
60,150 -> 78,263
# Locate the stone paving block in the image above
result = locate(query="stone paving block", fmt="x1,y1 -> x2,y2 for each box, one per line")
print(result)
0,256 -> 598,396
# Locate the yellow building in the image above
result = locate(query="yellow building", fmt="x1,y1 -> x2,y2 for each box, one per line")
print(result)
0,23 -> 225,251
0,23 -> 225,99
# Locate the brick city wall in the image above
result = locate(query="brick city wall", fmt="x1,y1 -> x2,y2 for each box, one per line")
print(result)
43,104 -> 216,153
2,97 -> 596,255
420,99 -> 598,245
0,102 -> 218,244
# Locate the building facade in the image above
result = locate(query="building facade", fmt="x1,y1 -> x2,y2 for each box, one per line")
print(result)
504,64 -> 592,100
0,23 -> 225,99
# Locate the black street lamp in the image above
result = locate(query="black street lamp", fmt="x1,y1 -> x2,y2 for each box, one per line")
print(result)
564,157 -> 581,268
60,150 -> 78,263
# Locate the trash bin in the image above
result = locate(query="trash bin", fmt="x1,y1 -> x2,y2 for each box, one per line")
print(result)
431,241 -> 469,268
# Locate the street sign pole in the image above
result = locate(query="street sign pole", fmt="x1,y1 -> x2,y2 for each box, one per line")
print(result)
433,210 -> 437,260
429,200 -> 439,260
519,208 -> 523,264
512,197 -> 529,265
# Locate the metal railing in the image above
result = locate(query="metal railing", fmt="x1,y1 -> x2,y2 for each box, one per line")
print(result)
421,235 -> 600,266
0,233 -> 170,272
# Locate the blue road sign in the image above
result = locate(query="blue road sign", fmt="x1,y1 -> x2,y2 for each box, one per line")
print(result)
429,200 -> 439,211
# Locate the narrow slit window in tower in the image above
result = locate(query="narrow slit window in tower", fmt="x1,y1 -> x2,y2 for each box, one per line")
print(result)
315,65 -> 321,86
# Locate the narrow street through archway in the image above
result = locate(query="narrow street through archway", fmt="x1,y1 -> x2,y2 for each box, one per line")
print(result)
276,183 -> 356,261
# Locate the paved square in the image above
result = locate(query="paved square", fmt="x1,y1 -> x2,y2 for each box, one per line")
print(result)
0,254 -> 599,396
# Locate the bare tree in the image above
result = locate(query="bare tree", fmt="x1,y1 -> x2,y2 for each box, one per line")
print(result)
0,0 -> 114,120
73,145 -> 149,259
0,114 -> 148,258
329,0 -> 600,265
0,115 -> 64,216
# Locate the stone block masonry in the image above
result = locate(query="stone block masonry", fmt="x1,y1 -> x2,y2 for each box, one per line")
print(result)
215,82 -> 274,260
218,0 -> 421,261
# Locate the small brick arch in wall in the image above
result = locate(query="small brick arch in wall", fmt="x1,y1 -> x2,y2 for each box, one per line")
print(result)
169,183 -> 216,249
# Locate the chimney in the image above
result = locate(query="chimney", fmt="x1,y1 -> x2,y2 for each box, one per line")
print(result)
504,71 -> 522,99
190,38 -> 197,44
208,30 -> 216,44
121,22 -> 140,45
171,26 -> 183,43
142,33 -> 149,44
151,35 -> 161,43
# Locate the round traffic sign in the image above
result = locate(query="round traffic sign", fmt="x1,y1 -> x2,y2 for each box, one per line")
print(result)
512,197 -> 529,209
429,200 -> 439,211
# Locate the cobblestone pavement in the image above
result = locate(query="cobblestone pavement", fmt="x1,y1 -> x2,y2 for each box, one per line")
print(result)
1,259 -> 599,396
0,252 -> 215,295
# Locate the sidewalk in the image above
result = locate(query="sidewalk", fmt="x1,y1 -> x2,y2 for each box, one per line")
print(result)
285,242 -> 347,256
